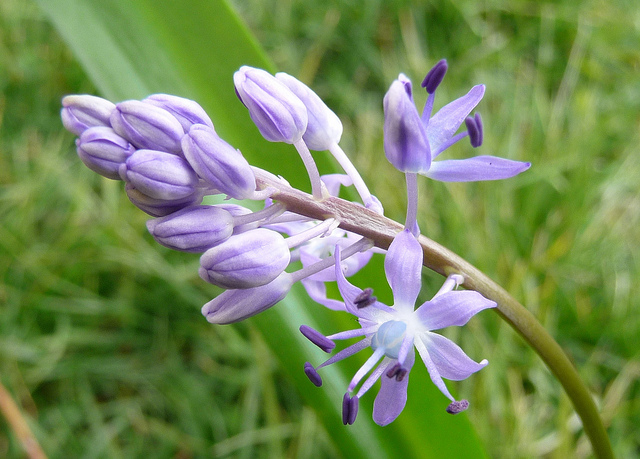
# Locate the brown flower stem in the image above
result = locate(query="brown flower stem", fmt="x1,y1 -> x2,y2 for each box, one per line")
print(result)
0,381 -> 47,459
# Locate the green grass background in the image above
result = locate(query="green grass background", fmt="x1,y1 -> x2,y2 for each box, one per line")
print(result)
1,0 -> 639,457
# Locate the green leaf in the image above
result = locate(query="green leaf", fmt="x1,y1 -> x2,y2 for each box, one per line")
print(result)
36,0 -> 486,456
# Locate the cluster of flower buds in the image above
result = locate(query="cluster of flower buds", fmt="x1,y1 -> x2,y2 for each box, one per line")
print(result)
62,60 -> 530,426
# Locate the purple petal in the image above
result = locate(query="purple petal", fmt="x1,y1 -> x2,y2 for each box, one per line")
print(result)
301,279 -> 346,311
421,332 -> 488,381
320,174 -> 352,197
414,337 -> 454,401
372,351 -> 415,426
416,290 -> 496,330
426,85 -> 485,154
383,77 -> 431,173
424,155 -> 531,182
385,230 -> 423,313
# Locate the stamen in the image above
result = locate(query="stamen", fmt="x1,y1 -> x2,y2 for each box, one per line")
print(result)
354,288 -> 377,309
304,362 -> 323,387
465,113 -> 483,148
342,393 -> 359,425
421,59 -> 448,94
386,363 -> 408,381
300,325 -> 335,353
446,399 -> 470,415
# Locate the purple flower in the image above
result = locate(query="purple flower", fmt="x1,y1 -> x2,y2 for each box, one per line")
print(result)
302,229 -> 496,425
146,205 -> 235,253
275,72 -> 343,150
181,124 -> 256,200
143,94 -> 214,131
201,272 -> 294,324
61,94 -> 115,136
233,66 -> 308,144
199,228 -> 291,289
75,126 -> 135,180
110,100 -> 184,154
383,61 -> 530,181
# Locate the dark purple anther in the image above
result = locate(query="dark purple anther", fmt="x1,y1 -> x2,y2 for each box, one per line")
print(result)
300,325 -> 335,353
446,399 -> 470,415
421,59 -> 448,94
386,363 -> 408,381
465,113 -> 483,148
354,288 -> 377,309
304,362 -> 323,387
342,393 -> 359,425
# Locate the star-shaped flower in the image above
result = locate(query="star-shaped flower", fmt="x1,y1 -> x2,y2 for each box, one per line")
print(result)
383,59 -> 531,180
302,229 -> 496,425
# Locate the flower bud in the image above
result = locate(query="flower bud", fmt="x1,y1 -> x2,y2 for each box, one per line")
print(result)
75,126 -> 135,180
214,204 -> 256,234
110,100 -> 184,153
181,125 -> 256,200
201,272 -> 293,324
199,228 -> 290,289
125,183 -> 203,217
275,72 -> 343,150
383,75 -> 430,173
61,95 -> 115,136
120,149 -> 199,200
146,205 -> 234,252
143,94 -> 214,131
234,66 -> 307,143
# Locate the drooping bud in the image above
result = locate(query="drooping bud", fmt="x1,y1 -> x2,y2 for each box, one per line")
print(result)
61,95 -> 115,136
201,272 -> 293,324
383,75 -> 430,173
110,100 -> 184,154
300,325 -> 335,353
421,59 -> 448,94
233,66 -> 308,144
181,124 -> 256,200
120,149 -> 199,200
198,228 -> 290,289
146,205 -> 234,252
275,72 -> 343,150
125,183 -> 203,217
75,126 -> 135,180
143,94 -> 214,131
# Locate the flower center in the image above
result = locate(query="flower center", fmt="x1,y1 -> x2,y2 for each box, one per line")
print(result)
371,320 -> 407,359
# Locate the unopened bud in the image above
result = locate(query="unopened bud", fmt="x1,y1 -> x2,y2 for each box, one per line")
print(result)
76,126 -> 135,179
143,94 -> 214,131
61,94 -> 115,136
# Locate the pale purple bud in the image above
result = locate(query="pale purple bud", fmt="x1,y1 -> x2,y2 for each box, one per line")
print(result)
233,66 -> 308,144
61,95 -> 115,136
110,100 -> 184,154
421,59 -> 448,94
75,126 -> 135,180
125,183 -> 203,217
181,125 -> 256,200
143,94 -> 214,131
275,72 -> 343,150
201,272 -> 294,324
146,205 -> 234,253
120,149 -> 199,200
199,228 -> 290,289
383,75 -> 430,173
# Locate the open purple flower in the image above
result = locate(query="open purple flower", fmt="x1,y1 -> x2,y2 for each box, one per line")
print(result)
302,229 -> 496,425
383,60 -> 530,181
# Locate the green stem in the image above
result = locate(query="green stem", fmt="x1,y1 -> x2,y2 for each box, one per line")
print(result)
255,171 -> 613,459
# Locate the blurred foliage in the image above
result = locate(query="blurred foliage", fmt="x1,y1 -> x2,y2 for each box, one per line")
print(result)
1,0 -> 639,457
